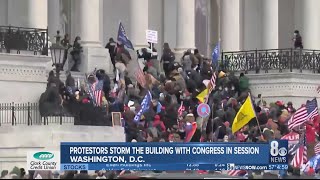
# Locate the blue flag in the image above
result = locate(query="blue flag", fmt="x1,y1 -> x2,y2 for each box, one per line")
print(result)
134,91 -> 152,122
117,22 -> 134,50
211,42 -> 220,66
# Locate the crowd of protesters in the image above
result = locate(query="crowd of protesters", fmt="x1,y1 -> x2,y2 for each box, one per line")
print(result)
31,32 -> 320,179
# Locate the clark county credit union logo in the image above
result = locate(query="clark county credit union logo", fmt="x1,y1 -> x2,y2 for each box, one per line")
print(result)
27,151 -> 60,171
33,152 -> 54,160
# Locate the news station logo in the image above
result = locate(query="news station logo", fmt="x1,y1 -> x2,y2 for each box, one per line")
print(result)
269,140 -> 288,164
27,151 -> 60,171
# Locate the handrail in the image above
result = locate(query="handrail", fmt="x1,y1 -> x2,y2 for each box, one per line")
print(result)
223,48 -> 320,54
221,48 -> 320,74
0,25 -> 47,31
0,25 -> 48,55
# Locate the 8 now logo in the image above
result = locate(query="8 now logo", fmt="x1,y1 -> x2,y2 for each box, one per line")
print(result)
269,140 -> 288,164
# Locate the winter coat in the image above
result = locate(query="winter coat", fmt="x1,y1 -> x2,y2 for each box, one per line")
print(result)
152,115 -> 166,132
239,76 -> 249,92
182,55 -> 192,71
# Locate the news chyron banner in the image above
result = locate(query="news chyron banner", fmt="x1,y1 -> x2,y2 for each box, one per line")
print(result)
57,141 -> 288,171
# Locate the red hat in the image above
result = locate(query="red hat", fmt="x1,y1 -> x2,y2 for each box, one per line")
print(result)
275,101 -> 284,106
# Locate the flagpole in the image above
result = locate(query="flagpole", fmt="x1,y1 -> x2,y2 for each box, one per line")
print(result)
248,93 -> 263,135
117,20 -> 121,43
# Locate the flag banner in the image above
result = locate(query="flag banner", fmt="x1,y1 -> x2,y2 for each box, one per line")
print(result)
232,96 -> 256,133
196,88 -> 209,103
281,132 -> 300,155
60,141 -> 288,171
133,91 -> 152,122
288,98 -> 318,129
212,42 -> 220,66
208,72 -> 217,93
117,22 -> 134,50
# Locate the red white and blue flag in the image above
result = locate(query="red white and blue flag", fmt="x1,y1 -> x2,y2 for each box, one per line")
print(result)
91,80 -> 103,107
306,98 -> 319,122
208,72 -> 217,93
288,98 -> 318,130
227,170 -> 241,176
291,133 -> 308,168
314,142 -> 320,154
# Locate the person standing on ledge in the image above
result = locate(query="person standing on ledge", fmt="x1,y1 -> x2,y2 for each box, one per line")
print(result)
105,38 -> 117,72
70,36 -> 83,72
292,30 -> 303,49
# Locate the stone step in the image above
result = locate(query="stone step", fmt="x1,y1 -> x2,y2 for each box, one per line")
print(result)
0,147 -> 44,159
0,156 -> 26,163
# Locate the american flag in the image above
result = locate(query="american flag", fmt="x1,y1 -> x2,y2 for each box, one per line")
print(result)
306,98 -> 319,122
288,98 -> 318,129
281,132 -> 300,155
291,133 -> 308,168
177,102 -> 185,117
91,80 -> 103,107
227,170 -> 243,176
314,142 -> 320,154
135,68 -> 146,88
208,72 -> 217,93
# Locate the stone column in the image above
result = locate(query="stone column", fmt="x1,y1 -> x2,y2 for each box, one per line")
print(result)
262,0 -> 279,49
28,0 -> 48,29
79,0 -> 101,46
76,0 -> 111,74
48,0 -> 61,40
175,0 -> 195,60
130,0 -> 149,49
303,0 -> 320,49
220,0 -> 242,51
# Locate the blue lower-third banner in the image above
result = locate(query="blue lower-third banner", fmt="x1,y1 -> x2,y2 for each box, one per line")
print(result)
60,141 -> 288,171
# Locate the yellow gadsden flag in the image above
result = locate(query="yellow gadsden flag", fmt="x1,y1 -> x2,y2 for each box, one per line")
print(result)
232,95 -> 256,133
196,88 -> 209,103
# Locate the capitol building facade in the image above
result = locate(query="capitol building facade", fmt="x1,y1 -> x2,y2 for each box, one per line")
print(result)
0,0 -> 319,57
1,0 -> 320,171
0,0 -> 318,104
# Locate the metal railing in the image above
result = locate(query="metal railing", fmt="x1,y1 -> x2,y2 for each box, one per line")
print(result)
0,102 -> 74,126
221,48 -> 320,73
0,26 -> 48,55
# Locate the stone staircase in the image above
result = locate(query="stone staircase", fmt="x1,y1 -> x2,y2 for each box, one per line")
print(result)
0,146 -> 45,171
0,125 -> 125,170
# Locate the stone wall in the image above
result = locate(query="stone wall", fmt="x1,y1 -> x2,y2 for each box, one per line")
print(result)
246,72 -> 320,107
0,53 -> 51,103
0,125 -> 125,171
